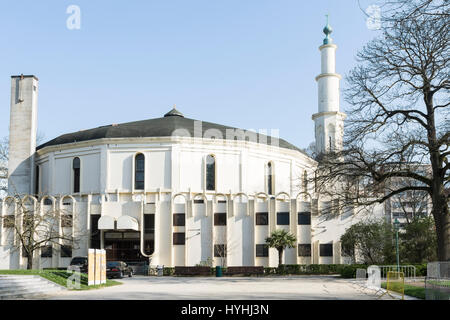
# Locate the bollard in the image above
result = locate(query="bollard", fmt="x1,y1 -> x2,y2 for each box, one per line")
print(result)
216,266 -> 223,277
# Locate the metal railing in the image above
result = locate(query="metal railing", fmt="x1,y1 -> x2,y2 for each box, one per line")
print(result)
378,265 -> 416,281
425,262 -> 450,300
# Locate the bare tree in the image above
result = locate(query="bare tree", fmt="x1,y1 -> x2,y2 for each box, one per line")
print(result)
0,137 -> 8,199
1,195 -> 84,269
0,132 -> 45,199
315,0 -> 449,260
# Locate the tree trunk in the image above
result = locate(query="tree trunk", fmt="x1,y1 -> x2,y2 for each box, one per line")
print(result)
278,248 -> 283,266
433,195 -> 450,261
27,255 -> 33,270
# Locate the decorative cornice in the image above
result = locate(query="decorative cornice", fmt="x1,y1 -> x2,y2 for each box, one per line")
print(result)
311,111 -> 347,121
315,72 -> 341,81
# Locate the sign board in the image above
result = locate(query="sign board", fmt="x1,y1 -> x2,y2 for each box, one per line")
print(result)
88,249 -> 95,285
88,248 -> 107,286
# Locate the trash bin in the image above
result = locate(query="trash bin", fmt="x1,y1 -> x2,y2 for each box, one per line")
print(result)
157,265 -> 164,277
216,266 -> 222,277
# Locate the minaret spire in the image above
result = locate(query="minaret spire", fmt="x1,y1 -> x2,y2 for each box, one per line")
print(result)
312,17 -> 346,156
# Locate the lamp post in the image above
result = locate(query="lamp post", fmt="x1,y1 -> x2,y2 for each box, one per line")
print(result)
393,218 -> 400,272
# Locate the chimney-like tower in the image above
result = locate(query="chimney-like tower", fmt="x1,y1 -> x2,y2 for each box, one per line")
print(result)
312,17 -> 346,155
8,75 -> 39,196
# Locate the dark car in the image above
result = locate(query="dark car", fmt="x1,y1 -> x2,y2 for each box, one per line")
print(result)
126,261 -> 149,275
106,261 -> 133,279
67,256 -> 88,273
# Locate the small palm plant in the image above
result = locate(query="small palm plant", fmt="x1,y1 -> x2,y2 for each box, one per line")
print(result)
265,229 -> 297,266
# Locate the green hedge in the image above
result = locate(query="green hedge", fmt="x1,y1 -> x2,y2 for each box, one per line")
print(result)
149,263 -> 428,277
263,264 -> 368,277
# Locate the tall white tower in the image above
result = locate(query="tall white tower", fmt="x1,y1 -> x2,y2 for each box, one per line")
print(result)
8,75 -> 39,196
312,17 -> 346,155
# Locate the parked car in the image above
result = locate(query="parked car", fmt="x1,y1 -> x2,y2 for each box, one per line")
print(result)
126,261 -> 149,275
67,256 -> 88,273
106,261 -> 133,279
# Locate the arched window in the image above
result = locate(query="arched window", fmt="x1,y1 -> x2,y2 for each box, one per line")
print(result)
135,153 -> 145,190
73,157 -> 80,193
206,155 -> 216,191
266,162 -> 274,195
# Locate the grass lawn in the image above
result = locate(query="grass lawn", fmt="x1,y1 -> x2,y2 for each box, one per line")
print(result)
381,282 -> 426,300
0,269 -> 121,290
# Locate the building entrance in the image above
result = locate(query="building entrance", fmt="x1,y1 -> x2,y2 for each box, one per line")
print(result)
104,231 -> 154,263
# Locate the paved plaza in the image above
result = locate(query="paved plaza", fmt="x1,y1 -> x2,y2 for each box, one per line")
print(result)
37,275 -> 410,300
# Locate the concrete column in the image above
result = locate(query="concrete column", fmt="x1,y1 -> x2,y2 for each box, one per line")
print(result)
8,75 -> 39,197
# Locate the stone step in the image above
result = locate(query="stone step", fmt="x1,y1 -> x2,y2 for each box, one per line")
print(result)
0,282 -> 60,293
0,274 -> 66,299
0,287 -> 63,300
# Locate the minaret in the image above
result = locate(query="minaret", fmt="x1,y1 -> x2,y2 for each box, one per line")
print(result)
312,16 -> 346,155
8,75 -> 39,196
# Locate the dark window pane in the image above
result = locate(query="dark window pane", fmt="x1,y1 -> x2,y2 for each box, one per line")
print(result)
144,214 -> 154,232
298,244 -> 311,257
206,155 -> 215,191
277,212 -> 290,225
144,240 -> 154,255
214,244 -> 226,257
193,199 -> 204,204
41,246 -> 53,258
173,214 -> 185,226
267,162 -> 274,195
214,213 -> 227,226
135,172 -> 145,181
256,244 -> 269,257
61,245 -> 72,258
73,168 -> 80,193
90,215 -> 101,249
135,154 -> 145,190
255,212 -> 268,225
173,232 -> 185,245
320,243 -> 333,257
73,157 -> 80,169
298,212 -> 311,225
35,165 -> 39,195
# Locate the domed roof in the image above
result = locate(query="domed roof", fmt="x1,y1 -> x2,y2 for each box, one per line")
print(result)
37,108 -> 305,154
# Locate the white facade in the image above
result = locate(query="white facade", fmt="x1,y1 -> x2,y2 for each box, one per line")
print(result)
0,24 -> 387,270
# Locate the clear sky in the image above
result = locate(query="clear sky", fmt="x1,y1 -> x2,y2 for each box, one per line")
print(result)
0,0 -> 380,150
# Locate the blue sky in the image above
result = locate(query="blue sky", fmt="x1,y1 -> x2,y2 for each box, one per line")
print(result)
0,0 -> 379,149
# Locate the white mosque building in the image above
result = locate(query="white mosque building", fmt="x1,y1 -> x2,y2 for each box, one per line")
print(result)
0,23 -> 384,270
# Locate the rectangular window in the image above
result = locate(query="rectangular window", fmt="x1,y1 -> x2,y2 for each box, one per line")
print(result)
255,244 -> 269,257
173,213 -> 185,226
90,215 -> 101,249
35,165 -> 39,195
173,232 -> 185,245
319,243 -> 333,257
3,215 -> 15,228
298,212 -> 311,225
214,213 -> 227,226
144,214 -> 155,232
276,212 -> 290,225
61,215 -> 73,228
255,212 -> 268,225
41,246 -> 53,258
194,199 -> 204,204
298,244 -> 311,257
214,244 -> 226,257
73,168 -> 80,193
61,245 -> 72,258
